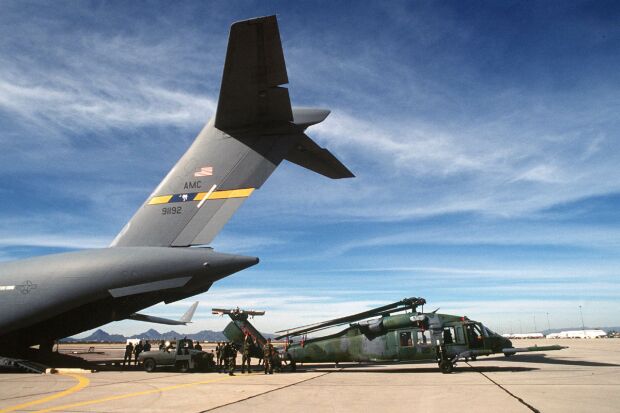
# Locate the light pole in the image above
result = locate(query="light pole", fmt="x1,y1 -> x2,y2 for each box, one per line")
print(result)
533,314 -> 537,332
546,312 -> 551,332
579,305 -> 586,334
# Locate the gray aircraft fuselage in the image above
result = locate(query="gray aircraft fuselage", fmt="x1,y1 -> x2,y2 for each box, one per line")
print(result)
0,247 -> 257,352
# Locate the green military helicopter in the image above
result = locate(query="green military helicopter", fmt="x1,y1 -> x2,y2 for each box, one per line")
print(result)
212,307 -> 268,359
270,297 -> 566,373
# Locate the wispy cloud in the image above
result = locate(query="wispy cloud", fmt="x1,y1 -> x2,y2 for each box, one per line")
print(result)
210,234 -> 287,254
0,234 -> 108,251
0,42 -> 216,134
326,222 -> 620,257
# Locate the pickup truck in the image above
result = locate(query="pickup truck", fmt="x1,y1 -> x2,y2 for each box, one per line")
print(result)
138,339 -> 214,372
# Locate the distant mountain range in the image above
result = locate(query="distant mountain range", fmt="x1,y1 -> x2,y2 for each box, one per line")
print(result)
61,328 -> 275,343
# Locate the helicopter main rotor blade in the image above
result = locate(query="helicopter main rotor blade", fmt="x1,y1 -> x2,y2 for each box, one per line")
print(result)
275,297 -> 425,338
211,308 -> 265,316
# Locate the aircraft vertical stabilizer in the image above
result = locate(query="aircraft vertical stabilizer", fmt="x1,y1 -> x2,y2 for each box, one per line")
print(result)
111,15 -> 353,248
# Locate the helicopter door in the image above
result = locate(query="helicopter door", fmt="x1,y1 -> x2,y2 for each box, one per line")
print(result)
443,325 -> 468,354
397,330 -> 416,360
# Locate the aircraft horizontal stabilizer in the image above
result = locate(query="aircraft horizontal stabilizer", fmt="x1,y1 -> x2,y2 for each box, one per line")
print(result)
291,108 -> 330,130
283,108 -> 353,179
129,301 -> 199,326
285,133 -> 354,179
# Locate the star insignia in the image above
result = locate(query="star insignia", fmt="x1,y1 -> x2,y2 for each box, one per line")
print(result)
17,280 -> 37,294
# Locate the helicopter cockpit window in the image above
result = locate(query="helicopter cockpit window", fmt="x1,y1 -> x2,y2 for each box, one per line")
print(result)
399,331 -> 413,347
466,324 -> 484,348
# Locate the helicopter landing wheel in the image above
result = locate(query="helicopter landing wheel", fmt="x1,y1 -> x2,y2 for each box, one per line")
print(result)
439,360 -> 454,374
470,355 -> 477,361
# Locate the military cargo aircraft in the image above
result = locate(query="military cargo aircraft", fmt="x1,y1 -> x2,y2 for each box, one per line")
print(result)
271,297 -> 566,373
0,15 -> 353,357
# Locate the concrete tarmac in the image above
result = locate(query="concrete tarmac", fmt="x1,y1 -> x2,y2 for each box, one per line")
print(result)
0,339 -> 618,413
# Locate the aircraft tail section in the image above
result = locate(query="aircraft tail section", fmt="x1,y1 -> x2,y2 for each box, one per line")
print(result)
179,301 -> 199,323
111,15 -> 352,248
128,301 -> 199,325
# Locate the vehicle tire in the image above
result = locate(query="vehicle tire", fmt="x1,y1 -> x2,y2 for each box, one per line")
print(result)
177,361 -> 190,373
144,359 -> 156,373
439,360 -> 454,374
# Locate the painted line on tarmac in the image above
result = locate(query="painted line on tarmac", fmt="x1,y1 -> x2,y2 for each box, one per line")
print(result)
465,362 -> 539,413
199,369 -> 339,412
31,374 -> 237,413
0,372 -> 186,403
0,374 -> 90,413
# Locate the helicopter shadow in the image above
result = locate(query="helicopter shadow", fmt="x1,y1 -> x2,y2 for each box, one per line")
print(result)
496,354 -> 620,368
294,362 -> 537,374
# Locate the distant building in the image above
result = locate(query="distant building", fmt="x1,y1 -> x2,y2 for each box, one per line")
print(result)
546,330 -> 607,339
502,333 -> 544,339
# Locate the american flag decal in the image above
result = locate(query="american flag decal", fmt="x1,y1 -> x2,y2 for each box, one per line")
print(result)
194,166 -> 213,177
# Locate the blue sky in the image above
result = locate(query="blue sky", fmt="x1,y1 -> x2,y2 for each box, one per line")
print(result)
1,1 -> 619,336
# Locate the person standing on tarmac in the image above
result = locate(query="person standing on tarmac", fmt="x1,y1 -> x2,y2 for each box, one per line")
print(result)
143,340 -> 151,352
263,338 -> 274,374
224,342 -> 237,376
241,334 -> 252,373
123,341 -> 133,367
134,340 -> 143,365
215,342 -> 223,372
256,337 -> 263,366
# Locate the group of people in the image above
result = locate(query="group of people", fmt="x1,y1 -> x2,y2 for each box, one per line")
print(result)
123,340 -> 152,366
123,335 -> 282,374
215,335 -> 280,376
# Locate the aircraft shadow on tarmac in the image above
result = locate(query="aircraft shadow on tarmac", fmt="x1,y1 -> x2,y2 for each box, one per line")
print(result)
497,354 -> 620,368
307,367 -> 537,374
